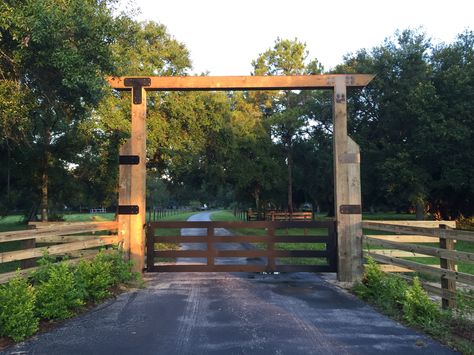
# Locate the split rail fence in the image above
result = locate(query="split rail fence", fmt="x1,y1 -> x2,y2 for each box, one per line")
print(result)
0,221 -> 121,284
363,220 -> 474,308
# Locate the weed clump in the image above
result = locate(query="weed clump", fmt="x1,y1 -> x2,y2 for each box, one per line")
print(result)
354,257 -> 473,353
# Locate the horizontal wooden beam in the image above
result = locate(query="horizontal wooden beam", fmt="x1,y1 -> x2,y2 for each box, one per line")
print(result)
150,264 -> 333,273
366,235 -> 440,243
148,220 -> 333,229
369,249 -> 431,258
365,236 -> 474,263
107,74 -> 375,91
373,263 -> 449,273
0,236 -> 121,263
0,221 -> 118,243
366,252 -> 474,285
155,235 -> 329,244
364,220 -> 456,228
362,221 -> 474,243
154,249 -> 329,259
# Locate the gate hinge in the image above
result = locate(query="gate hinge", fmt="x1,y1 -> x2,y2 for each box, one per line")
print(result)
118,205 -> 139,215
119,155 -> 140,165
339,204 -> 361,214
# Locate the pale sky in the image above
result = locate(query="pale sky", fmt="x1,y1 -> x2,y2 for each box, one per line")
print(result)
122,0 -> 473,75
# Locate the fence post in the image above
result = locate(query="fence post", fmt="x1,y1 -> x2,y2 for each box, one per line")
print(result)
439,224 -> 456,309
207,226 -> 215,267
20,237 -> 36,269
267,225 -> 276,272
146,224 -> 155,272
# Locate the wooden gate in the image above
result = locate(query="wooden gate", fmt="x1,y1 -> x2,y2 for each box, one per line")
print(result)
146,221 -> 337,273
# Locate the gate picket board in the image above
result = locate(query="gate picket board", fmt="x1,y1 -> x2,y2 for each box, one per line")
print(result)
146,221 -> 337,273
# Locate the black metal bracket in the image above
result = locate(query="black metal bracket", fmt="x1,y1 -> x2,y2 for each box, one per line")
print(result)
339,204 -> 362,214
119,155 -> 140,165
124,77 -> 151,105
118,205 -> 139,215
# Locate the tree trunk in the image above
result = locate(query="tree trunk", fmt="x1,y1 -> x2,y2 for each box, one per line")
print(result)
287,149 -> 293,213
6,143 -> 11,203
40,130 -> 51,222
252,186 -> 261,211
415,201 -> 425,221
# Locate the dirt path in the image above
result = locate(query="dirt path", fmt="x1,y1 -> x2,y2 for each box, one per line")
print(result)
3,212 -> 457,355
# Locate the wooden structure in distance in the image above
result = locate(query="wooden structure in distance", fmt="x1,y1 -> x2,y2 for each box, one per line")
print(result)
107,74 -> 375,282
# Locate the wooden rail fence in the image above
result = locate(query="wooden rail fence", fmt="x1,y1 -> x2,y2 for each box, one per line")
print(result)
0,221 -> 121,284
362,220 -> 474,308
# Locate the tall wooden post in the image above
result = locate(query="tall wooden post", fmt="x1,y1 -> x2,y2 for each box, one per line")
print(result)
439,224 -> 456,309
347,137 -> 363,279
129,86 -> 147,273
333,76 -> 363,283
118,139 -> 132,260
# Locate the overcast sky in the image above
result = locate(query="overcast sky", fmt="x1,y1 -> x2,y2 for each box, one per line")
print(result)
122,0 -> 474,75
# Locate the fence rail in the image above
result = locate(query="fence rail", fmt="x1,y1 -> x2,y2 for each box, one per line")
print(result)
0,221 -> 121,284
362,220 -> 474,308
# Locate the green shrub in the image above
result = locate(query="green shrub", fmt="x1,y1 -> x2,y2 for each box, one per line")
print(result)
29,252 -> 57,284
35,262 -> 84,320
94,249 -> 135,285
354,257 -> 385,300
377,274 -> 408,314
75,257 -> 114,302
0,275 -> 38,341
354,257 -> 408,314
402,277 -> 440,326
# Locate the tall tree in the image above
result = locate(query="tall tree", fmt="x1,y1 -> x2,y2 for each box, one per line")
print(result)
0,0 -> 125,220
252,38 -> 323,212
336,29 -> 474,218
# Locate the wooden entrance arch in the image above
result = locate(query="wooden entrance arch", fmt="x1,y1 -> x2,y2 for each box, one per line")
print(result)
107,74 -> 374,282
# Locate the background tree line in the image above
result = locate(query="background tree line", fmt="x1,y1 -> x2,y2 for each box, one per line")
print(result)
0,0 -> 473,220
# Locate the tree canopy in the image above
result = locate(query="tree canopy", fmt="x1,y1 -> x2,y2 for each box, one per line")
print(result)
1,1 -> 473,221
